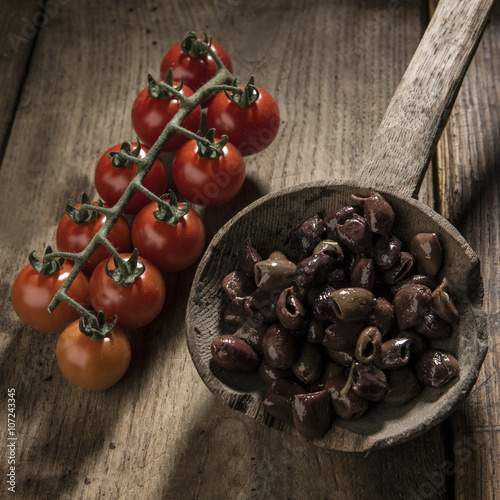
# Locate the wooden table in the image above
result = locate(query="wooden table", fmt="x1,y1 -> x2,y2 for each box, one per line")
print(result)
0,1 -> 498,498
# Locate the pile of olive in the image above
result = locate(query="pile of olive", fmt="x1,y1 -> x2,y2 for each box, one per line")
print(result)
210,190 -> 460,440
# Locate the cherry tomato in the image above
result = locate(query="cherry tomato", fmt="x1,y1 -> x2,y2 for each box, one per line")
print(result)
56,201 -> 132,275
160,36 -> 233,93
56,319 -> 131,390
132,201 -> 206,273
172,137 -> 245,207
12,260 -> 89,334
95,142 -> 167,214
131,81 -> 202,152
207,83 -> 280,155
89,253 -> 166,330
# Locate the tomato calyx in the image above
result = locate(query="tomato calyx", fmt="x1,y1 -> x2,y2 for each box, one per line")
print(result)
196,128 -> 228,159
148,71 -> 184,100
79,310 -> 117,341
29,246 -> 64,276
180,30 -> 212,57
66,193 -> 104,225
104,248 -> 145,287
153,189 -> 189,225
224,76 -> 260,108
107,141 -> 142,168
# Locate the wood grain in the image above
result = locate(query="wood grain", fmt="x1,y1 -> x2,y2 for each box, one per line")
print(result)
0,0 -> 41,153
0,0 -> 497,498
362,0 -> 494,198
432,1 -> 500,498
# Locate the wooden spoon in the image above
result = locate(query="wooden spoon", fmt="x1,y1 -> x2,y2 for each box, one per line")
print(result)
186,0 -> 493,451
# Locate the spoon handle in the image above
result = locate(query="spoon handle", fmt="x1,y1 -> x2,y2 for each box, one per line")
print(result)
362,0 -> 494,199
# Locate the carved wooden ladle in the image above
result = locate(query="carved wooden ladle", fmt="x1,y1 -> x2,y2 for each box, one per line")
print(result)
186,0 -> 494,451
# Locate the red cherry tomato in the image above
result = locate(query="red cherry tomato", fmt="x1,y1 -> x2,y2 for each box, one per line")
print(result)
131,201 -> 206,273
95,142 -> 167,214
56,319 -> 131,390
160,36 -> 233,93
207,84 -> 280,155
131,81 -> 202,152
172,137 -> 245,207
56,201 -> 132,275
88,253 -> 166,330
12,260 -> 89,334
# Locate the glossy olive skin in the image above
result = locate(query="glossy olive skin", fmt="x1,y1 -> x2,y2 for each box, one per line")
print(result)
254,254 -> 297,293
371,235 -> 402,271
262,324 -> 298,370
410,232 -> 442,276
350,257 -> 375,291
262,379 -> 305,423
308,285 -> 338,322
322,317 -> 364,351
336,213 -> 373,255
324,205 -> 360,240
313,240 -> 344,263
325,346 -> 355,367
258,360 -> 293,385
233,319 -> 267,354
292,390 -> 332,440
415,349 -> 460,387
432,278 -> 459,325
330,287 -> 375,323
237,237 -> 262,278
383,251 -> 415,285
222,270 -> 256,305
414,312 -> 452,340
351,363 -> 387,401
292,342 -> 323,384
312,361 -> 345,391
391,274 -> 438,295
289,214 -> 324,261
393,284 -> 432,330
211,335 -> 260,373
325,375 -> 369,420
244,288 -> 278,324
329,268 -> 349,291
295,253 -> 335,289
375,338 -> 411,370
354,326 -> 383,364
220,301 -> 247,326
352,190 -> 395,238
383,367 -> 423,406
394,331 -> 428,361
307,317 -> 326,344
276,286 -> 308,331
368,297 -> 395,336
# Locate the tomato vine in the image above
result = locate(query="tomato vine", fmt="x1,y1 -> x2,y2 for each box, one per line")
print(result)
32,32 -> 244,338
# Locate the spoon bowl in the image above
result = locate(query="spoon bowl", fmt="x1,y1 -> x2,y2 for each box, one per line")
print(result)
186,180 -> 486,451
186,0 -> 493,451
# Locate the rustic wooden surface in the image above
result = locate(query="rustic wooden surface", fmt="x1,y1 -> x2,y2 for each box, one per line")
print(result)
0,0 -> 498,498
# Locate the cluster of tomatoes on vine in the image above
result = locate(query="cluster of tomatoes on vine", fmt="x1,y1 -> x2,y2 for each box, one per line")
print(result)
11,32 -> 280,391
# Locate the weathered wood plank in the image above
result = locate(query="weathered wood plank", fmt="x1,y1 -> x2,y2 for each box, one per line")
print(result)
0,0 -> 480,498
0,0 -> 41,153
432,1 -> 500,498
362,0 -> 494,198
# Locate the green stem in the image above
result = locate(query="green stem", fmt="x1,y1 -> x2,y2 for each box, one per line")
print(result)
169,125 -> 213,146
58,294 -> 93,319
79,203 -> 112,216
136,184 -> 164,205
341,361 -> 356,395
101,238 -> 126,262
